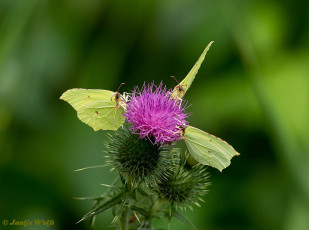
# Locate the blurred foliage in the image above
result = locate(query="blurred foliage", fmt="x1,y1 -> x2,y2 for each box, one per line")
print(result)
0,0 -> 308,229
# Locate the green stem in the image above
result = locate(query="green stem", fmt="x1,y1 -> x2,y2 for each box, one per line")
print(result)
120,206 -> 128,230
149,199 -> 166,216
119,176 -> 134,230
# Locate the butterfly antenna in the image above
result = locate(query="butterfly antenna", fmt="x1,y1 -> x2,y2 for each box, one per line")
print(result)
170,76 -> 180,84
117,83 -> 125,92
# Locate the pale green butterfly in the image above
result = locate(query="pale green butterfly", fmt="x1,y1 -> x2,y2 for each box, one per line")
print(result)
60,84 -> 126,131
171,41 -> 238,171
171,41 -> 214,99
181,125 -> 240,172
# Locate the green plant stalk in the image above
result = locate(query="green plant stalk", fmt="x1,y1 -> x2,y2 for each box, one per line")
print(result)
120,206 -> 128,230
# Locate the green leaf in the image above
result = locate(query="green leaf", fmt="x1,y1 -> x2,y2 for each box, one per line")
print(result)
77,190 -> 126,223
60,88 -> 125,131
113,197 -> 128,224
171,41 -> 214,99
89,215 -> 96,230
73,195 -> 105,201
172,210 -> 197,230
183,126 -> 239,172
130,204 -> 148,217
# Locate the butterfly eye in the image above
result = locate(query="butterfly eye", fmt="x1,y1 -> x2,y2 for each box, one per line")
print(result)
113,92 -> 121,101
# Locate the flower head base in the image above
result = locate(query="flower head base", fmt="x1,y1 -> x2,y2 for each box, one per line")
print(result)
105,125 -> 176,186
124,82 -> 188,145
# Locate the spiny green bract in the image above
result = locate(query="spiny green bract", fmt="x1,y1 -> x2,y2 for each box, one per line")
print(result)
154,155 -> 210,210
105,125 -> 176,186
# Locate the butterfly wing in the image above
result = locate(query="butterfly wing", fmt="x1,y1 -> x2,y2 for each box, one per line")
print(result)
184,126 -> 239,172
171,41 -> 214,99
60,88 -> 125,131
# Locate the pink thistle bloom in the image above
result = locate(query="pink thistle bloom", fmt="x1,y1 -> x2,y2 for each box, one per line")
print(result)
124,82 -> 188,145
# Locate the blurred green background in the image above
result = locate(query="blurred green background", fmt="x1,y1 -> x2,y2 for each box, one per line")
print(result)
0,0 -> 308,229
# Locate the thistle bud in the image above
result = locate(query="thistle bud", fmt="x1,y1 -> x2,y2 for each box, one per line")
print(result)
105,125 -> 176,186
154,155 -> 210,210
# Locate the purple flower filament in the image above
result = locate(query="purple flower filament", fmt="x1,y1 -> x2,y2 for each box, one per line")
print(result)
124,82 -> 188,145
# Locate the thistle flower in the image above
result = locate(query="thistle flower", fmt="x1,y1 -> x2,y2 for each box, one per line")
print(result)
61,43 -> 239,230
124,82 -> 188,145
